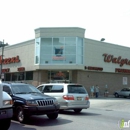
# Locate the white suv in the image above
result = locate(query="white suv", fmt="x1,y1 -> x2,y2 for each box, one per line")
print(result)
37,83 -> 90,113
0,83 -> 13,130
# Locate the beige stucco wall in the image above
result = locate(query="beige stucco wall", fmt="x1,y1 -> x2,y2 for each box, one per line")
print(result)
32,70 -> 48,86
71,70 -> 78,83
84,38 -> 130,72
35,27 -> 85,38
76,70 -> 130,95
2,39 -> 37,72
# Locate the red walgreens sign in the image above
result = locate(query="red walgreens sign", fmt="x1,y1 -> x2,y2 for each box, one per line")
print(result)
17,67 -> 25,72
2,68 -> 10,73
103,53 -> 130,67
0,56 -> 20,64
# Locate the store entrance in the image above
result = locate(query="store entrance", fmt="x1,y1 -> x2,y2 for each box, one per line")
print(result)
48,70 -> 71,83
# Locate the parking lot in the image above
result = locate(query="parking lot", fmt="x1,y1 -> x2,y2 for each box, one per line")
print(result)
9,97 -> 130,130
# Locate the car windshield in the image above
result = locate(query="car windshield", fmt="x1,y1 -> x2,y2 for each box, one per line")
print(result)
11,84 -> 41,94
68,85 -> 87,94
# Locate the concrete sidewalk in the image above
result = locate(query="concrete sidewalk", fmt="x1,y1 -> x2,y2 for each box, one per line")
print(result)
89,94 -> 115,99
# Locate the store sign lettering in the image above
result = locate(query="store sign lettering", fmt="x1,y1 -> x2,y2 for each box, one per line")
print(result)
2,68 -> 10,73
0,56 -> 20,64
17,67 -> 25,71
84,66 -> 103,71
52,56 -> 66,60
103,53 -> 130,67
115,68 -> 130,73
88,66 -> 103,71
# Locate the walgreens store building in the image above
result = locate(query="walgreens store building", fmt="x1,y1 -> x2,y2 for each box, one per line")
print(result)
1,27 -> 130,95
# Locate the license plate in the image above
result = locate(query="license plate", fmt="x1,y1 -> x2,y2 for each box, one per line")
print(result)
77,97 -> 82,100
0,111 -> 6,115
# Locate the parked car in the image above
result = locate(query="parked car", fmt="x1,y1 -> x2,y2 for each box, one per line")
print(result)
2,82 -> 60,123
37,83 -> 90,113
113,88 -> 130,98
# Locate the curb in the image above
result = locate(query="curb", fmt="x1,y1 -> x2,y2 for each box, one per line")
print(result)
89,95 -> 115,99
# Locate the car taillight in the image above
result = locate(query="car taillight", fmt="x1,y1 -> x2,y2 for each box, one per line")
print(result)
63,95 -> 74,100
85,96 -> 89,100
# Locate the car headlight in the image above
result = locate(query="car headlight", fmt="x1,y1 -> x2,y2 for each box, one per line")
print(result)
3,100 -> 13,106
53,99 -> 59,105
26,100 -> 38,106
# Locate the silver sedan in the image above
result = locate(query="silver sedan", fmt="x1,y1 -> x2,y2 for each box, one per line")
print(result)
114,88 -> 130,98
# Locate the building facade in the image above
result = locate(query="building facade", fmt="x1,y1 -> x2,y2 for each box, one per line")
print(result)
1,27 -> 130,95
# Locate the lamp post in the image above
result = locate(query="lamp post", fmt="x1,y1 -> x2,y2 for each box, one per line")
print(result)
0,40 -> 8,81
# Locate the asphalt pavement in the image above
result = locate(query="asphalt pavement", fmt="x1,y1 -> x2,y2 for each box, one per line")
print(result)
9,95 -> 130,130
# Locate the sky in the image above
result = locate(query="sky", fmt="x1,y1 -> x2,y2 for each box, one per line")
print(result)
0,0 -> 130,47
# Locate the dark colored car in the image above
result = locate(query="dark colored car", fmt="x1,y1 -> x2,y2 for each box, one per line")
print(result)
114,88 -> 130,98
2,82 -> 60,123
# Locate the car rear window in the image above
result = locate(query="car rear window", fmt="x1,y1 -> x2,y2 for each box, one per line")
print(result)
68,85 -> 87,94
44,85 -> 64,93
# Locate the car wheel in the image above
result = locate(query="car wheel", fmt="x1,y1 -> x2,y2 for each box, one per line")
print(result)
0,119 -> 11,130
74,109 -> 82,113
115,93 -> 119,98
47,112 -> 58,119
16,106 -> 28,123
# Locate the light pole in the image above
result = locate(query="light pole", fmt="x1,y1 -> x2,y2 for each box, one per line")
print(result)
0,40 -> 8,81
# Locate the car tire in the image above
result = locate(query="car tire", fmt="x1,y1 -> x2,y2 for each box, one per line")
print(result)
0,118 -> 11,130
74,109 -> 82,113
16,106 -> 28,123
47,112 -> 58,119
115,93 -> 119,98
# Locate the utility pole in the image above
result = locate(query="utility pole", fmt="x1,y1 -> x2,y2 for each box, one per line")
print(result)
0,40 -> 8,81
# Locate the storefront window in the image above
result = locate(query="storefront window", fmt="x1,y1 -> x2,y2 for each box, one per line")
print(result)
5,73 -> 11,81
26,71 -> 33,80
41,38 -> 52,45
76,37 -> 83,64
65,46 -> 76,54
41,38 -> 52,54
12,73 -> 18,81
35,37 -> 83,65
65,37 -> 76,45
4,71 -> 33,81
18,72 -> 24,81
48,71 -> 70,82
35,38 -> 40,64
53,37 -> 64,45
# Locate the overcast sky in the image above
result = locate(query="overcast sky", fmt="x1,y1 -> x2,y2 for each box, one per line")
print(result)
0,0 -> 130,47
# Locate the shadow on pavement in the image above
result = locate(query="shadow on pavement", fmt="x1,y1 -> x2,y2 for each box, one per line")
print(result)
9,121 -> 36,130
11,115 -> 72,127
28,115 -> 73,126
59,110 -> 101,116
